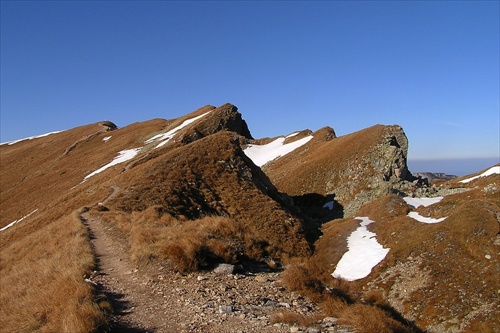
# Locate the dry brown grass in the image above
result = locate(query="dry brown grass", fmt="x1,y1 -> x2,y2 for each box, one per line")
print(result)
0,103 -> 306,332
105,130 -> 311,265
0,119 -> 169,332
263,124 -> 396,197
289,184 -> 499,332
0,211 -> 107,333
337,303 -> 415,333
143,215 -> 242,272
280,257 -> 420,333
2,103 -> 497,333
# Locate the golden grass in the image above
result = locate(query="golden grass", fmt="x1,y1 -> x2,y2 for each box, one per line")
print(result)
337,303 -> 414,333
280,258 -> 420,333
0,211 -> 106,333
2,103 -> 498,333
279,185 -> 500,332
263,124 -> 397,197
104,130 -> 311,265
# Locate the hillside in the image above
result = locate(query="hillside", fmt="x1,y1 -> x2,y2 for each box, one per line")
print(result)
1,103 -> 498,333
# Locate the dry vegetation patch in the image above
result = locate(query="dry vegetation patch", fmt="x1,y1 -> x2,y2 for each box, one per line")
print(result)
0,212 -> 106,333
102,131 -> 311,268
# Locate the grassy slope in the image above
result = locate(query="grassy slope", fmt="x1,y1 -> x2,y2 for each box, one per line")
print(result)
102,130 -> 311,267
2,104 -> 496,333
0,118 -> 167,332
0,104 -> 309,331
287,172 -> 500,332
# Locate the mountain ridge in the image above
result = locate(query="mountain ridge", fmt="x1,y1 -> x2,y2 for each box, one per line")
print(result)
1,103 -> 499,333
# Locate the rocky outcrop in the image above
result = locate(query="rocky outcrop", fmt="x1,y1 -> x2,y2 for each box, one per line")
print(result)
99,120 -> 118,131
181,103 -> 253,144
263,124 -> 417,217
313,126 -> 336,141
327,126 -> 416,216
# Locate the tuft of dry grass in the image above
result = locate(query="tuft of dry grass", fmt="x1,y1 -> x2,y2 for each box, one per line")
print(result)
337,303 -> 416,333
99,210 -> 245,273
280,258 -> 327,302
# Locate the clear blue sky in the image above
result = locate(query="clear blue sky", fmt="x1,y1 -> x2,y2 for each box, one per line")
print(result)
1,1 -> 499,172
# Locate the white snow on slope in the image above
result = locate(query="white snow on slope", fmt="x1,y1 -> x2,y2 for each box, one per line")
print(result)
403,196 -> 447,224
407,212 -> 447,224
83,113 -> 210,181
145,112 -> 211,148
0,209 -> 38,232
243,135 -> 313,167
0,131 -> 64,146
332,217 -> 390,281
403,196 -> 444,208
459,166 -> 500,183
84,148 -> 141,180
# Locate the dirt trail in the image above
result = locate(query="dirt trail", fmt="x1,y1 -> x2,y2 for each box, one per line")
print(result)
80,188 -> 347,333
82,211 -> 179,332
81,211 -> 303,333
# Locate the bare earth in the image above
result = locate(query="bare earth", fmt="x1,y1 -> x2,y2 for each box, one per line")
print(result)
81,211 -> 325,333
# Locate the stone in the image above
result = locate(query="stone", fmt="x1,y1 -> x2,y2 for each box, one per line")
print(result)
218,305 -> 233,314
214,263 -> 236,274
322,317 -> 338,325
255,275 -> 268,283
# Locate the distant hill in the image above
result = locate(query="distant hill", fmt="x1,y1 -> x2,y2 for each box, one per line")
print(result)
1,103 -> 498,333
413,172 -> 457,182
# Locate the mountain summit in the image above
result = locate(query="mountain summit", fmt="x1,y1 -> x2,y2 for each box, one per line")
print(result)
1,103 -> 498,333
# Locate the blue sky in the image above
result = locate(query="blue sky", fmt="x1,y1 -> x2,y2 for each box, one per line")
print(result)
1,1 -> 499,174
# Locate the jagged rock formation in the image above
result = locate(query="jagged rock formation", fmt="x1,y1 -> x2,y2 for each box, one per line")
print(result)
262,124 -> 416,217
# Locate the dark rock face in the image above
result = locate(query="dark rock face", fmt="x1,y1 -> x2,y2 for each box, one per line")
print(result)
186,103 -> 253,141
313,126 -> 337,141
99,120 -> 118,131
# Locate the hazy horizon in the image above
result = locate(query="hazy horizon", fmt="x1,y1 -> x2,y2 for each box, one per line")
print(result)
408,157 -> 499,177
1,1 -> 498,161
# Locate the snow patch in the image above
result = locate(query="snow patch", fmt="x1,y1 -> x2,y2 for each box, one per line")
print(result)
243,135 -> 313,167
84,148 -> 141,180
459,166 -> 500,183
285,132 -> 299,138
145,112 -> 211,148
0,209 -> 38,232
403,196 -> 447,224
407,212 -> 447,224
0,131 -> 64,146
323,201 -> 334,210
83,112 -> 211,181
403,196 -> 443,208
332,217 -> 389,281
